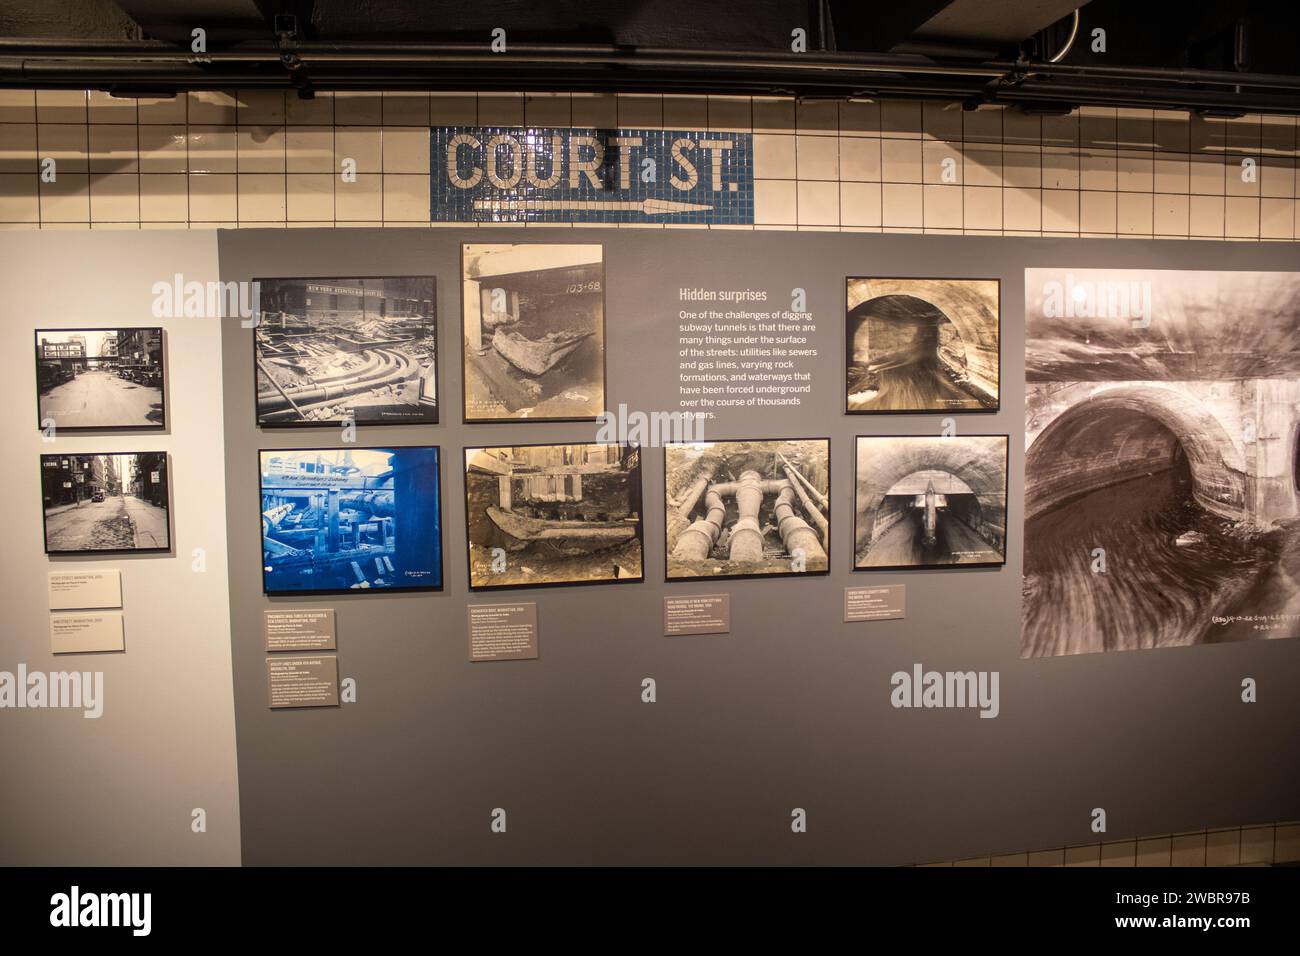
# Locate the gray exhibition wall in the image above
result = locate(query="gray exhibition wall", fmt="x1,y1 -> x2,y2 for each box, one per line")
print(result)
0,231 -> 241,866
219,229 -> 1300,866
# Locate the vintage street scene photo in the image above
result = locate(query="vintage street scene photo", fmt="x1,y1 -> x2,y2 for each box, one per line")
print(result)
846,278 -> 1000,413
461,243 -> 605,421
259,447 -> 442,593
464,443 -> 642,589
665,439 -> 829,580
41,452 -> 170,553
253,277 -> 437,426
35,328 -> 164,429
1023,268 -> 1300,657
853,435 -> 1008,570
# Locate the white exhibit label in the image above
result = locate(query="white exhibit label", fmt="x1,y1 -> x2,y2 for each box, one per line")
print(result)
47,570 -> 122,611
50,612 -> 125,653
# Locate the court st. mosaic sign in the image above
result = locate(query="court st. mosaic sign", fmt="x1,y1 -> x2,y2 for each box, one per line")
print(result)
430,127 -> 755,224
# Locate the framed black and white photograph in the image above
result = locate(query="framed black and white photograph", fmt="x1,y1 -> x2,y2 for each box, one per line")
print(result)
1023,267 -> 1300,658
461,243 -> 606,423
253,276 -> 437,427
464,443 -> 642,590
41,452 -> 170,554
845,277 -> 1000,413
259,446 -> 443,594
853,435 -> 1008,571
35,328 -> 165,430
665,438 -> 830,582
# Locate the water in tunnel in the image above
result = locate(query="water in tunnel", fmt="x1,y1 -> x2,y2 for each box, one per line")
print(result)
1023,267 -> 1300,657
847,296 -> 984,412
844,278 -> 1001,413
1022,406 -> 1288,657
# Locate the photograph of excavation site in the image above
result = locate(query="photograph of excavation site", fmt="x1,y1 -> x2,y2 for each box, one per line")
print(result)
259,447 -> 443,594
253,276 -> 437,426
1023,267 -> 1300,658
464,443 -> 642,590
845,277 -> 1000,413
461,243 -> 605,422
853,435 -> 1008,571
665,439 -> 829,581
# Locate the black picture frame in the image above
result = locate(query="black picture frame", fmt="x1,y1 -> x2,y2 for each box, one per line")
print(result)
463,442 -> 645,591
663,436 -> 832,583
251,275 -> 439,429
40,451 -> 172,555
460,242 -> 609,424
844,276 -> 1002,415
258,445 -> 444,595
34,327 -> 167,432
851,433 -> 1009,572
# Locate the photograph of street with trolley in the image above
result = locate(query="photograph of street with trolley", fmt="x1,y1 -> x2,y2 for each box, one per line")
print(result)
41,452 -> 170,554
253,277 -> 437,426
35,328 -> 165,430
464,443 -> 642,589
259,447 -> 442,593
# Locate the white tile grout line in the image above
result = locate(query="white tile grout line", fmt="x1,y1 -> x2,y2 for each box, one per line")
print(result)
4,94 -> 1300,236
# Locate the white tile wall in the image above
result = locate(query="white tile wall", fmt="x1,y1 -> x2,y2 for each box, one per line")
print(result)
0,89 -> 1295,238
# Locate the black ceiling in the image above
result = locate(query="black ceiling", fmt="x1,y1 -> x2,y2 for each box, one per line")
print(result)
1,0 -> 1297,115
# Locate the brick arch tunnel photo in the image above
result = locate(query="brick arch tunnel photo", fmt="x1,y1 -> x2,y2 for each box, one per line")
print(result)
1022,382 -> 1300,658
854,435 -> 1008,569
846,277 -> 1000,413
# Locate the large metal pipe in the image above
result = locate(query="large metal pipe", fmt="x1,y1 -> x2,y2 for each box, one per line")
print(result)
773,485 -> 827,562
923,480 -> 937,545
673,470 -> 713,519
338,490 -> 394,517
708,478 -> 787,496
326,488 -> 340,554
671,487 -> 725,561
257,349 -> 412,418
666,466 -> 713,553
778,453 -> 827,511
3,41 -> 1298,91
727,470 -> 766,563
4,42 -> 1299,114
780,463 -> 829,544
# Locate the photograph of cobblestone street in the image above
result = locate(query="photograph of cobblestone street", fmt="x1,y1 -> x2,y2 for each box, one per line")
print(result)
41,452 -> 170,553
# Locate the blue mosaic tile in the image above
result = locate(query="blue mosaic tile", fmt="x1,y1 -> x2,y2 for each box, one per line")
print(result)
430,126 -> 754,224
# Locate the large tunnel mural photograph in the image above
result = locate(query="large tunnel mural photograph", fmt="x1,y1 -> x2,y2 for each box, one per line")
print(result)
1022,268 -> 1300,658
845,277 -> 1000,413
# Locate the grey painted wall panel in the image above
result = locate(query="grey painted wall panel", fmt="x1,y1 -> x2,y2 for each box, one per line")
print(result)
219,229 -> 1300,865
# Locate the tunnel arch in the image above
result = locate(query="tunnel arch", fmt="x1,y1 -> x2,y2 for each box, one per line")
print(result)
854,436 -> 1008,553
847,278 -> 998,352
1025,385 -> 1246,520
847,278 -> 999,403
882,469 -> 977,499
848,294 -> 975,396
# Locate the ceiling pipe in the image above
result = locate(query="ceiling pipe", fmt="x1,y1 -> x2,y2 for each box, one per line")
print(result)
0,40 -> 1297,113
1,39 -> 1299,87
1046,9 -> 1081,64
